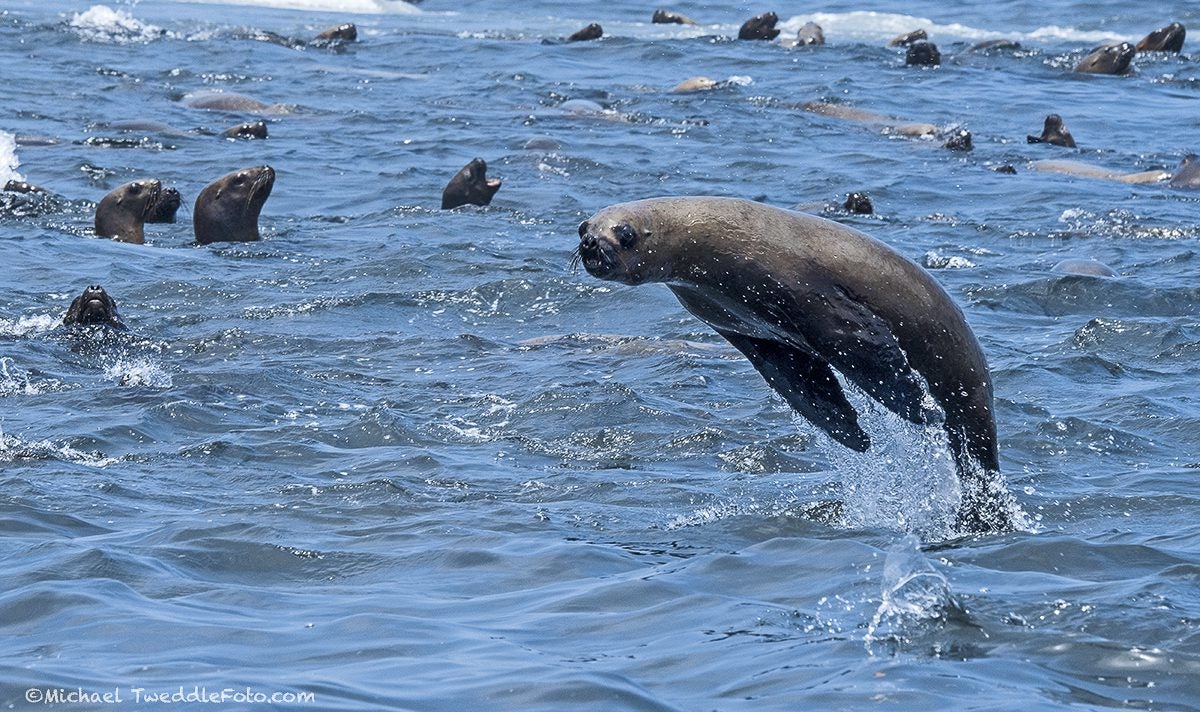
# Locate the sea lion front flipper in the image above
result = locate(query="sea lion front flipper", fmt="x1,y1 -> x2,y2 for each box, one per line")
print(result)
802,285 -> 930,425
713,329 -> 870,452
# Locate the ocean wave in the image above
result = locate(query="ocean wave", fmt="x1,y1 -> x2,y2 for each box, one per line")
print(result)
0,131 -> 23,186
176,0 -> 420,14
68,5 -> 166,43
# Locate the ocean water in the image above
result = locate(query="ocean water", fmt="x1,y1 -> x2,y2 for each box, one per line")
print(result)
2,0 -> 1199,708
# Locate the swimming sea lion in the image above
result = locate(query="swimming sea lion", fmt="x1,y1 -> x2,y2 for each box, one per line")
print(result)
95,179 -> 163,244
223,120 -> 268,140
4,180 -> 47,194
652,10 -> 697,26
193,165 -> 275,244
738,12 -> 779,41
889,29 -> 927,47
146,186 -> 181,224
442,158 -> 501,209
906,40 -> 941,66
967,39 -> 1021,52
1136,22 -> 1185,53
1027,114 -> 1076,147
671,76 -> 720,93
942,129 -> 972,151
1168,154 -> 1200,189
1051,258 -> 1117,277
576,197 -> 1010,532
1074,42 -> 1135,75
314,23 -> 357,43
1029,159 -> 1169,184
567,24 -> 604,42
182,90 -> 288,114
793,21 -> 825,46
843,192 -> 873,214
62,285 -> 127,330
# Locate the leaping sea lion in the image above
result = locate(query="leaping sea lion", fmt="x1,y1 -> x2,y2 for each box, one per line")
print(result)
575,197 -> 1013,532
62,285 -> 127,330
193,166 -> 275,244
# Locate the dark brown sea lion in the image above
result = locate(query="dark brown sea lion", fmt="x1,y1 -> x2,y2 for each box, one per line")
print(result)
1136,22 -> 1185,53
442,158 -> 501,209
95,179 -> 163,244
1074,42 -> 1135,74
943,129 -> 972,151
193,165 -> 275,244
1027,114 -> 1076,147
567,24 -> 604,42
652,10 -> 696,25
889,29 -> 927,47
843,192 -> 873,214
1168,154 -> 1200,189
738,12 -> 779,41
314,23 -> 357,43
576,197 -> 1012,532
906,40 -> 941,66
222,121 -> 268,140
146,186 -> 181,224
62,285 -> 127,330
967,39 -> 1021,52
4,180 -> 47,194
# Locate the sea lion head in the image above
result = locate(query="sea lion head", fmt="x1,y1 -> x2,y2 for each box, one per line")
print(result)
738,12 -> 779,41
441,158 -> 501,209
1136,22 -> 1185,53
146,186 -> 181,224
63,285 -> 126,330
575,202 -> 672,285
193,165 -> 275,244
1075,42 -> 1135,74
95,178 -> 163,244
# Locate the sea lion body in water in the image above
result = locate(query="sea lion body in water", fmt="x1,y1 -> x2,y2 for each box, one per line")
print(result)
576,197 -> 1011,532
652,10 -> 697,26
1136,22 -> 1185,53
193,165 -> 275,244
62,285 -> 127,330
95,179 -> 163,244
442,158 -> 501,209
1074,42 -> 1135,74
1030,159 -> 1170,184
1027,114 -> 1076,147
567,24 -> 603,42
182,90 -> 289,114
1168,154 -> 1200,189
223,120 -> 268,140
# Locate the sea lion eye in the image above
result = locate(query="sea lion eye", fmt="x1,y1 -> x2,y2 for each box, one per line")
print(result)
234,175 -> 245,186
578,220 -> 589,238
614,223 -> 637,248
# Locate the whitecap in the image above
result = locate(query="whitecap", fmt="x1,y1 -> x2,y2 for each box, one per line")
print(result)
69,5 -> 165,43
0,131 -> 23,186
176,0 -> 419,14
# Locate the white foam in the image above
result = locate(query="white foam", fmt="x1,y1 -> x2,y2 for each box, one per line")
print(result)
0,425 -> 118,467
70,5 -> 165,43
0,131 -> 23,186
176,0 -> 419,14
102,358 -> 172,388
864,534 -> 957,651
0,315 -> 59,338
782,11 -> 1130,45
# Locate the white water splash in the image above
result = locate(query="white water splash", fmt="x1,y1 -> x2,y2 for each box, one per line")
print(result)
101,357 -> 172,388
784,11 -> 1131,45
69,5 -> 165,43
0,426 -> 118,467
0,358 -> 68,397
177,0 -> 420,14
864,534 -> 958,652
0,314 -> 59,338
0,131 -> 23,186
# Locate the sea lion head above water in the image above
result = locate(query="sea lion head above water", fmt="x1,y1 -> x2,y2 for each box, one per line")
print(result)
95,179 -> 163,244
442,158 -> 501,209
1074,42 -> 1136,74
193,165 -> 275,244
146,186 -> 181,224
906,40 -> 941,66
1027,114 -> 1076,148
62,285 -> 127,330
652,10 -> 697,26
314,23 -> 357,43
738,12 -> 779,41
1136,22 -> 1185,53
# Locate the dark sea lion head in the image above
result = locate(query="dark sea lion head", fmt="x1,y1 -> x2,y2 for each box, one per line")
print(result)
1136,22 -> 1185,53
567,23 -> 604,42
943,129 -> 972,151
843,192 -> 874,214
1074,42 -> 1136,74
193,165 -> 275,244
63,285 -> 127,330
1168,154 -> 1200,189
314,23 -> 357,43
575,201 -> 675,285
222,120 -> 268,140
146,186 -> 181,224
906,40 -> 941,66
441,158 -> 501,209
738,12 -> 779,41
1027,114 -> 1076,147
95,178 -> 163,244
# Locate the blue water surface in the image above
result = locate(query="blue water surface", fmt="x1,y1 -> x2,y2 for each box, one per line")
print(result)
2,0 -> 1199,709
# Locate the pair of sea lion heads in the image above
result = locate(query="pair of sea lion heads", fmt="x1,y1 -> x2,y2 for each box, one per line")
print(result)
95,166 -> 274,245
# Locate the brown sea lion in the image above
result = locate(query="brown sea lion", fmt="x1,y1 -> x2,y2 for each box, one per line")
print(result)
314,23 -> 357,43
843,192 -> 873,214
442,158 -> 501,209
1029,159 -> 1169,184
146,186 -> 181,224
62,285 -> 127,330
222,121 -> 268,140
95,179 -> 163,244
1027,114 -> 1076,147
652,10 -> 697,26
181,90 -> 289,114
1074,42 -> 1135,75
889,29 -> 927,47
576,197 -> 1012,532
738,12 -> 779,41
1136,22 -> 1185,53
906,40 -> 941,66
193,166 -> 275,244
567,24 -> 604,42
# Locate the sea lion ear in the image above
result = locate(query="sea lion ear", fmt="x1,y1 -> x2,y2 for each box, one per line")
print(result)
578,220 -> 589,238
